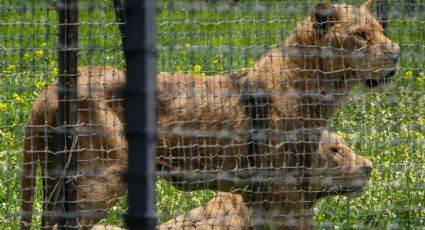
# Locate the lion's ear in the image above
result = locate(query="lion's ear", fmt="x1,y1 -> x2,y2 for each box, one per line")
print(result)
312,3 -> 339,34
361,0 -> 373,10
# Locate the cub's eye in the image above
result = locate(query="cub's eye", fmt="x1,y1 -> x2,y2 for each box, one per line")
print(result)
329,147 -> 339,154
355,30 -> 367,40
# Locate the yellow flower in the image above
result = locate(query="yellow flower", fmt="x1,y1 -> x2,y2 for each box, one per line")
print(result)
419,117 -> 425,126
185,43 -> 191,48
193,65 -> 202,73
0,102 -> 6,111
14,94 -> 25,103
52,67 -> 59,76
18,70 -> 30,77
404,70 -> 413,78
24,53 -> 31,60
337,130 -> 347,139
0,130 -> 13,142
200,73 -> 206,77
396,144 -> 409,158
417,72 -> 425,82
35,82 -> 46,89
4,64 -> 17,74
409,131 -> 425,140
35,50 -> 44,57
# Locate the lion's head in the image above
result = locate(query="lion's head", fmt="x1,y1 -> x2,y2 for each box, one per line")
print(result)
309,130 -> 373,197
283,0 -> 400,90
317,0 -> 400,87
248,131 -> 373,229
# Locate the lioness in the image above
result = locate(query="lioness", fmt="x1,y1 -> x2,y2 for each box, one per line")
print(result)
21,0 -> 399,229
90,129 -> 373,230
159,131 -> 373,230
156,0 -> 399,190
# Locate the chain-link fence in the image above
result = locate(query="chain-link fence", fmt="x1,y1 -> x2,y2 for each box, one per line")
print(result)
155,1 -> 423,229
0,0 -> 424,229
1,0 -> 125,229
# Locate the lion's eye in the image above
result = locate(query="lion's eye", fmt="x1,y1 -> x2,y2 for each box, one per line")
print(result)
355,30 -> 367,40
330,147 -> 339,154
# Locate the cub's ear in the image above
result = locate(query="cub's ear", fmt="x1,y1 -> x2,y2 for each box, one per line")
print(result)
311,3 -> 339,34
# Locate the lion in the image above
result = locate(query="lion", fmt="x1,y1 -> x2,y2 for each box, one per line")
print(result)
159,131 -> 373,230
91,127 -> 374,230
21,0 -> 399,229
20,66 -> 128,230
156,0 -> 399,190
20,67 -> 245,230
159,192 -> 249,230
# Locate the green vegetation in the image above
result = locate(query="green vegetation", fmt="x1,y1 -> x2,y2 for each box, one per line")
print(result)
0,0 -> 424,229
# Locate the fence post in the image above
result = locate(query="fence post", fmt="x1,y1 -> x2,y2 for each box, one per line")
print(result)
376,0 -> 388,35
405,0 -> 416,12
123,0 -> 157,229
54,0 -> 78,229
113,0 -> 126,45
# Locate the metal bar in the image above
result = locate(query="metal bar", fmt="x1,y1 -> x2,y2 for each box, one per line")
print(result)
123,0 -> 157,229
113,0 -> 126,46
376,0 -> 388,35
54,0 -> 78,229
405,0 -> 417,12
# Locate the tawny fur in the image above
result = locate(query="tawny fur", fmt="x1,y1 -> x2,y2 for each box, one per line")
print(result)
21,66 -> 127,229
21,1 -> 398,229
156,0 -> 399,188
159,131 -> 373,230
242,130 -> 373,230
159,192 -> 249,230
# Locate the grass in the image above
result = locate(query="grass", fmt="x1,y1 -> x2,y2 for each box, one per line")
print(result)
0,0 -> 424,229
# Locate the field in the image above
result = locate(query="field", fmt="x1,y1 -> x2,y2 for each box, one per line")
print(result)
0,0 -> 424,229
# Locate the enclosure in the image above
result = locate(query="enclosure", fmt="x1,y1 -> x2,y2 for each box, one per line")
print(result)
0,0 -> 424,229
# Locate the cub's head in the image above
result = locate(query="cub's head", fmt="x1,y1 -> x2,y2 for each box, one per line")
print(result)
309,130 -> 373,197
287,0 -> 400,89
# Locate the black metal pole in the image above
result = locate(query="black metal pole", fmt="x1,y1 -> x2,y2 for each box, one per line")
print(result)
113,0 -> 126,46
376,0 -> 388,35
405,0 -> 416,12
123,0 -> 157,229
54,0 -> 78,229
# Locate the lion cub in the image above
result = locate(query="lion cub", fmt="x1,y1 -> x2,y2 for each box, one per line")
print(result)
159,131 -> 373,230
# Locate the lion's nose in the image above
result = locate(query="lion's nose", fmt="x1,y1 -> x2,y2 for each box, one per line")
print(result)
360,165 -> 373,175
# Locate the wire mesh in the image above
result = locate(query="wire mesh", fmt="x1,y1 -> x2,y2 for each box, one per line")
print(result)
0,0 -> 423,229
0,0 -> 125,229
155,0 -> 423,229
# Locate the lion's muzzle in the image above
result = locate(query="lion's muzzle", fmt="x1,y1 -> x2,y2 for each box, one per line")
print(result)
365,49 -> 400,88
